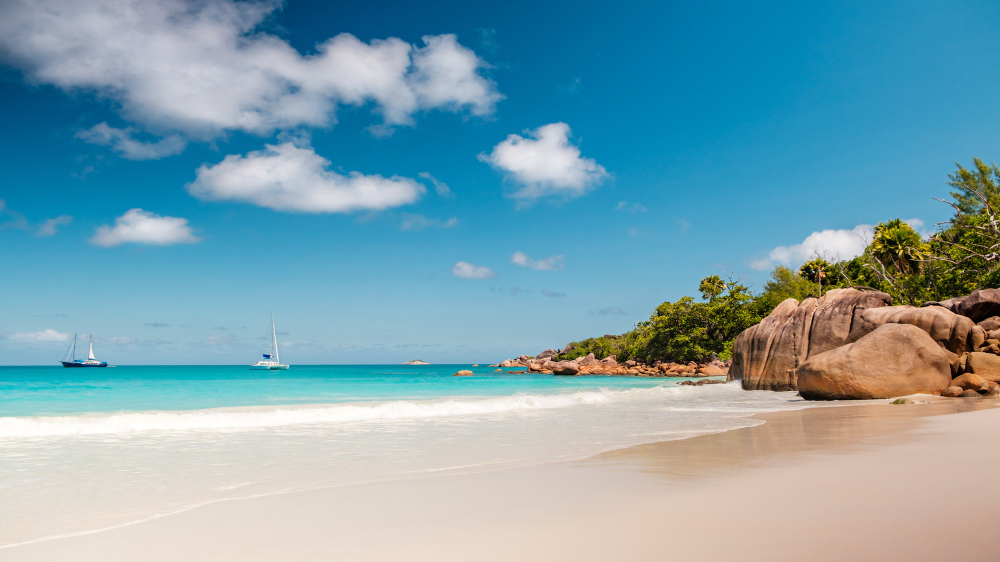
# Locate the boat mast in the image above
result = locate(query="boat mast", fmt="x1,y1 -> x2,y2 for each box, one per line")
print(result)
70,333 -> 77,360
271,312 -> 279,365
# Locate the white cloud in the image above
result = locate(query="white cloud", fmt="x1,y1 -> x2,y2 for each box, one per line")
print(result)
76,123 -> 186,160
187,142 -> 424,213
615,201 -> 646,212
452,261 -> 496,279
478,122 -> 609,200
751,224 -> 873,270
400,213 -> 458,231
36,215 -> 72,236
418,172 -> 453,197
90,208 -> 200,247
0,0 -> 501,146
511,251 -> 565,271
8,328 -> 71,342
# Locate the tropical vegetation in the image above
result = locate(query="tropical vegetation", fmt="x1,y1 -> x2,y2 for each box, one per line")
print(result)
557,157 -> 999,364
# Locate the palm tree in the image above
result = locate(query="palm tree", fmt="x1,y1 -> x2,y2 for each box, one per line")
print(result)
799,258 -> 831,296
871,219 -> 929,274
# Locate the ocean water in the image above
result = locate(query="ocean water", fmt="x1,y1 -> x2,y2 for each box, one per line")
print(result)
0,364 -> 809,548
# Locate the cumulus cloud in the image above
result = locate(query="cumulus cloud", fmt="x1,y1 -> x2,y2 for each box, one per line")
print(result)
400,213 -> 458,231
751,224 -> 874,271
452,261 -> 496,279
511,251 -> 565,271
478,122 -> 609,200
90,208 -> 200,247
8,328 -> 71,342
418,172 -> 453,197
187,142 -> 424,213
0,0 -> 501,147
36,215 -> 72,236
76,123 -> 186,160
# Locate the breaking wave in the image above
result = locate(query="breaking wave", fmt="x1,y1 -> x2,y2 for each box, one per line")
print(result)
0,384 -> 751,438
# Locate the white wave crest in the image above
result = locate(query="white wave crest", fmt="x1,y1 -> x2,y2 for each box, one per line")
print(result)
0,384 -> 738,438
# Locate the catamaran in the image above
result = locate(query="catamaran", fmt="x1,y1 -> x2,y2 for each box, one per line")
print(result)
250,313 -> 289,370
61,334 -> 109,368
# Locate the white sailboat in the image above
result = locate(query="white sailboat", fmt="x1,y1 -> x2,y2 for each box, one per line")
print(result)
61,334 -> 109,368
250,313 -> 289,370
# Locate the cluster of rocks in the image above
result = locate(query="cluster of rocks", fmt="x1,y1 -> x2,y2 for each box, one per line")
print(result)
498,348 -> 729,378
730,288 -> 1000,400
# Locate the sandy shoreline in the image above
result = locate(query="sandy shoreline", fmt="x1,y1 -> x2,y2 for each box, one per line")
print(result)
5,398 -> 998,561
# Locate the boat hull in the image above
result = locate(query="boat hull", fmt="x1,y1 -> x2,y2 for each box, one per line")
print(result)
249,364 -> 289,370
61,361 -> 108,368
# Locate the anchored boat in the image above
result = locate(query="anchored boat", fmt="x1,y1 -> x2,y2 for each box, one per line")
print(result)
250,313 -> 289,370
61,334 -> 109,368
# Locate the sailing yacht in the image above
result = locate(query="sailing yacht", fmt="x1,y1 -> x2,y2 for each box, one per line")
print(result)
250,313 -> 289,370
61,334 -> 109,368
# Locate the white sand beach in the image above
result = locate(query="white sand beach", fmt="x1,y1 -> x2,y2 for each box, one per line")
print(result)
5,399 -> 997,561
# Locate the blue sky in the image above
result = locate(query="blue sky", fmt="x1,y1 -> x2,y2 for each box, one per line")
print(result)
1,0 -> 997,365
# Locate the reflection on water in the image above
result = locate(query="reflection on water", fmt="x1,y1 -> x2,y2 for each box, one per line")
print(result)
590,399 -> 998,481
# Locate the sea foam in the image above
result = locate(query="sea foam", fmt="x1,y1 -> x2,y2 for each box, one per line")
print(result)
0,384 -> 742,438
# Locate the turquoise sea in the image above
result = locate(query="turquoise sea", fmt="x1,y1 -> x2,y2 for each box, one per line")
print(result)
0,364 -> 673,418
0,364 -> 807,549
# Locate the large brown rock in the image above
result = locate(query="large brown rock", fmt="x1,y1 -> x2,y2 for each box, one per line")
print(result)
965,352 -> 1000,382
954,289 -> 1000,322
796,324 -> 953,400
848,305 -> 978,354
977,316 -> 1000,332
807,288 -> 895,356
950,373 -> 989,392
730,289 -> 892,391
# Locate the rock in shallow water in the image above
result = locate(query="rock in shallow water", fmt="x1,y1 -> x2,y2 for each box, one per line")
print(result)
795,324 -> 952,400
453,370 -> 473,377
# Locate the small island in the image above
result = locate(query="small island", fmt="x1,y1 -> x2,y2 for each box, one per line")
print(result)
403,359 -> 429,365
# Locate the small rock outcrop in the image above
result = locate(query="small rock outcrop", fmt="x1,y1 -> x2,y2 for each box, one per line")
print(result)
796,324 -> 953,400
403,359 -> 429,365
536,349 -> 558,360
453,370 -> 473,377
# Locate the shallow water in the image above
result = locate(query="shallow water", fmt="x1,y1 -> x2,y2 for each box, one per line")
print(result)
0,365 -> 809,547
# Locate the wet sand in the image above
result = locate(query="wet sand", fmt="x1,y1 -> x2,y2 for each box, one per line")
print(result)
5,398 -> 998,561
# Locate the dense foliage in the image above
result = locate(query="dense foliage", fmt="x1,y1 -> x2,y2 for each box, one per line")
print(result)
557,157 -> 999,364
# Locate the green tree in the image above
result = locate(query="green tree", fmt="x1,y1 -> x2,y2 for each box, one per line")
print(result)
762,265 -> 816,304
948,157 -> 1000,216
799,258 -> 832,295
698,275 -> 725,301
